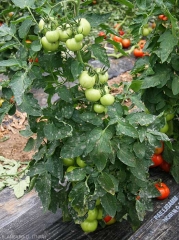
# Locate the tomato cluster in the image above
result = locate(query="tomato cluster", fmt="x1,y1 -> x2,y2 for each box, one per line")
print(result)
158,15 -> 168,21
150,141 -> 171,172
112,35 -> 131,48
39,17 -> 90,52
79,69 -> 114,113
133,40 -> 148,58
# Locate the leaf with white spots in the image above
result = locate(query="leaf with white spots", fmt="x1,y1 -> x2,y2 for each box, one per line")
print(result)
101,192 -> 117,218
35,172 -> 51,211
129,159 -> 147,181
98,172 -> 115,195
126,112 -> 157,126
116,119 -> 138,138
80,112 -> 103,126
65,168 -> 86,182
117,148 -> 136,167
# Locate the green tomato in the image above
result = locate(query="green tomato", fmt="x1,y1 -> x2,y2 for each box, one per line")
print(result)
77,18 -> 91,36
165,112 -> 175,121
62,158 -> 75,166
104,85 -> 110,94
96,207 -> 103,220
58,24 -> 72,42
142,27 -> 150,36
100,94 -> 115,106
66,166 -> 77,173
41,36 -> 59,51
160,122 -> 169,133
95,199 -> 101,206
94,104 -> 105,113
75,33 -> 84,42
45,29 -> 60,43
80,220 -> 98,233
96,68 -> 108,84
86,207 -> 98,221
85,88 -> 101,102
39,19 -> 45,31
79,71 -> 95,89
76,156 -> 86,167
0,98 -> 4,107
66,38 -> 82,51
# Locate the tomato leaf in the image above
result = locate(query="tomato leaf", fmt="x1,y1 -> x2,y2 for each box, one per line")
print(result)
107,102 -> 123,119
133,142 -> 146,159
91,152 -> 108,172
129,159 -> 147,181
60,134 -> 87,158
172,75 -> 179,95
113,0 -> 134,8
27,162 -> 46,176
19,93 -> 42,116
82,13 -> 111,28
23,137 -> 35,152
44,122 -> 72,141
101,192 -> 117,218
116,119 -> 138,138
156,30 -> 178,63
31,40 -> 41,52
65,168 -> 86,182
90,44 -> 110,67
35,173 -> 51,211
11,0 -> 35,9
70,60 -> 83,80
98,172 -> 115,195
57,86 -> 73,103
80,112 -> 103,126
18,19 -> 34,39
13,177 -> 30,198
117,148 -> 136,167
135,200 -> 146,221
45,155 -> 63,180
127,113 -> 157,126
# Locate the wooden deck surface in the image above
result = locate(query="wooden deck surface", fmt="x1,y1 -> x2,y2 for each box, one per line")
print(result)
0,169 -> 179,240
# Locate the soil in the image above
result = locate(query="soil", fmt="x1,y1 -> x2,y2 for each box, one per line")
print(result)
0,71 -> 133,162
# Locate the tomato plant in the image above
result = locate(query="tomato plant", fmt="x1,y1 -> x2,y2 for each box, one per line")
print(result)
154,182 -> 170,200
0,0 -> 172,233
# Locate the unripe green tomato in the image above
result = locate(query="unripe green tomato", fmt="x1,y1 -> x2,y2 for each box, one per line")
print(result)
94,104 -> 105,113
62,158 -> 75,166
39,19 -> 45,31
45,29 -> 60,43
66,38 -> 82,51
79,71 -> 96,89
86,207 -> 98,221
76,156 -> 86,167
96,68 -> 109,84
160,122 -> 169,133
80,220 -> 98,233
85,88 -> 101,102
97,207 -> 103,220
0,98 -> 5,107
66,166 -> 77,172
142,27 -> 150,36
77,18 -> 91,36
41,36 -> 59,51
165,113 -> 175,121
95,198 -> 101,206
104,85 -> 110,94
58,25 -> 72,42
100,94 -> 115,106
75,34 -> 84,42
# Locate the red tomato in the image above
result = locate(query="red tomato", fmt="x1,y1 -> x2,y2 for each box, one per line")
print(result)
151,154 -> 164,167
158,15 -> 165,20
29,57 -> 39,63
121,38 -> 131,48
119,30 -> 125,36
154,141 -> 164,155
112,36 -> 123,43
0,22 -> 3,27
155,182 -> 170,200
159,160 -> 171,172
138,40 -> 146,49
133,48 -> 144,58
103,215 -> 112,223
163,16 -> 168,21
98,31 -> 106,39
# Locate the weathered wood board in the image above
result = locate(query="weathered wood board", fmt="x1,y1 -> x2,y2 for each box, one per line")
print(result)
0,169 -> 179,240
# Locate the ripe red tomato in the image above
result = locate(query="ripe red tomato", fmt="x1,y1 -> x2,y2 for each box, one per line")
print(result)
119,30 -> 125,36
29,57 -> 39,63
133,48 -> 144,58
112,36 -> 123,43
158,15 -> 165,20
155,182 -> 170,200
103,215 -> 112,223
138,40 -> 146,49
159,160 -> 171,172
154,141 -> 164,155
0,21 -> 3,27
121,38 -> 131,48
151,154 -> 164,167
163,16 -> 168,21
98,31 -> 106,39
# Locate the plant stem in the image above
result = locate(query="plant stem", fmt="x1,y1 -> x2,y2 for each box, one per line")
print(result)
27,7 -> 38,25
